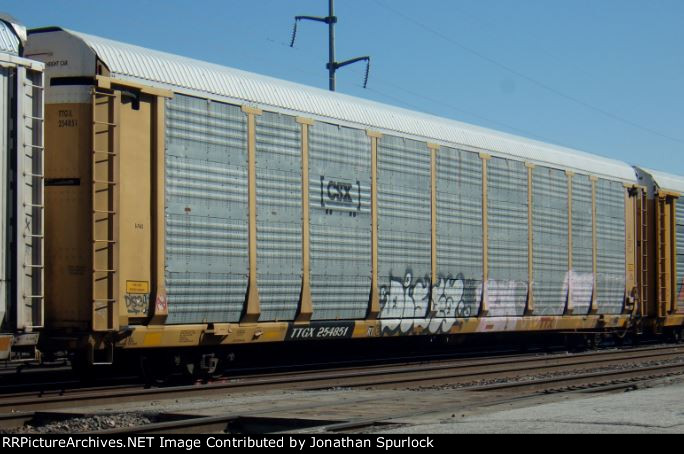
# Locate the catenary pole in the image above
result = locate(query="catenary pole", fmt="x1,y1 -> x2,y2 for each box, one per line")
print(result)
290,0 -> 371,91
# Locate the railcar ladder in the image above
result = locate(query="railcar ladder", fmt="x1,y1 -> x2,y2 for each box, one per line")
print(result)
638,192 -> 648,318
21,76 -> 45,330
657,196 -> 670,317
91,89 -> 118,334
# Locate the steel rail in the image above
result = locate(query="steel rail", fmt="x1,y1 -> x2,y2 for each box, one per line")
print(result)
1,344 -> 682,413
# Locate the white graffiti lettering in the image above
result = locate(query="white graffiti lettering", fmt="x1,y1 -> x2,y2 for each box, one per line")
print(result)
379,272 -> 431,319
484,280 -> 528,317
379,272 -> 473,336
564,270 -> 594,313
433,278 -> 470,318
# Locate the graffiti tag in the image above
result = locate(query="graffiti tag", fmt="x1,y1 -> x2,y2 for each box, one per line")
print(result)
125,293 -> 150,315
379,271 -> 475,336
379,272 -> 431,319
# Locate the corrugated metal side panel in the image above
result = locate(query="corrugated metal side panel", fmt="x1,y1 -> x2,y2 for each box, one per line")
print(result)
165,94 -> 248,324
436,147 -> 482,318
571,174 -> 594,314
596,179 -> 626,314
677,199 -> 684,309
487,157 -> 528,316
255,111 -> 302,321
0,67 -> 7,329
533,167 -> 568,315
377,135 -> 431,319
309,123 -> 371,320
0,21 -> 19,55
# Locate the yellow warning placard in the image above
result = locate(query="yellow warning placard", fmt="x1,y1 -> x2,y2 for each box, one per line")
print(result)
126,281 -> 150,294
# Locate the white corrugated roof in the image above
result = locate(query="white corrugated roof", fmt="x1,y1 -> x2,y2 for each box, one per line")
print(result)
639,168 -> 684,194
61,29 -> 638,181
0,20 -> 19,55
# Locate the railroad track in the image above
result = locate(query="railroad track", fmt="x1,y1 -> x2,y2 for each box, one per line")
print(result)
1,344 -> 683,419
0,347 -> 526,396
86,355 -> 684,435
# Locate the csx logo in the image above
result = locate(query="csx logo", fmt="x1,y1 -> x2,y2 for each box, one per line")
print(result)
327,181 -> 353,203
320,176 -> 361,216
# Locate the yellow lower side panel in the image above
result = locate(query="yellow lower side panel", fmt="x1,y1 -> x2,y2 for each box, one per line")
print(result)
662,315 -> 684,327
118,315 -> 632,350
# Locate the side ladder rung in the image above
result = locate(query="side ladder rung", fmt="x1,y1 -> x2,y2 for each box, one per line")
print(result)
93,180 -> 117,186
24,82 -> 44,90
24,115 -> 44,122
93,120 -> 116,127
93,239 -> 116,244
93,299 -> 116,303
93,209 -> 116,214
93,150 -> 117,156
93,269 -> 116,273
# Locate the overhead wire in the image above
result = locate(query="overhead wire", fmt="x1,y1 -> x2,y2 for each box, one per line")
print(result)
373,0 -> 684,145
268,36 -> 558,143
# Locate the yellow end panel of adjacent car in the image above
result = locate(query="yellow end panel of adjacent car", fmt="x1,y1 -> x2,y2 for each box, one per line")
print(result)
44,103 -> 92,330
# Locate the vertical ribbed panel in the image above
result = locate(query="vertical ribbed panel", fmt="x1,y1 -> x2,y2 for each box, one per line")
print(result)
377,135 -> 431,319
487,158 -> 528,316
596,179 -> 626,314
571,174 -> 594,314
255,111 -> 302,321
165,94 -> 248,324
309,123 -> 371,320
436,147 -> 482,318
677,199 -> 684,309
0,21 -> 19,55
0,67 -> 7,328
533,167 -> 568,315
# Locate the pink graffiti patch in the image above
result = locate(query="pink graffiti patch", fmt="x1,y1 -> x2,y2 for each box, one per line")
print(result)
155,294 -> 168,314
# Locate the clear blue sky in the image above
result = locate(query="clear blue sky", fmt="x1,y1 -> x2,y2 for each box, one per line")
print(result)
6,0 -> 684,175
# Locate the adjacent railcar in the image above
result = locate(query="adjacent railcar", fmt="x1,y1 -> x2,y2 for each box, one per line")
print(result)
21,27 -> 665,368
0,16 -> 44,362
635,168 -> 684,335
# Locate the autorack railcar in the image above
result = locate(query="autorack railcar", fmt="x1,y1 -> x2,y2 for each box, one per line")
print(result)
0,24 -> 680,371
0,15 -> 44,362
635,167 -> 684,337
